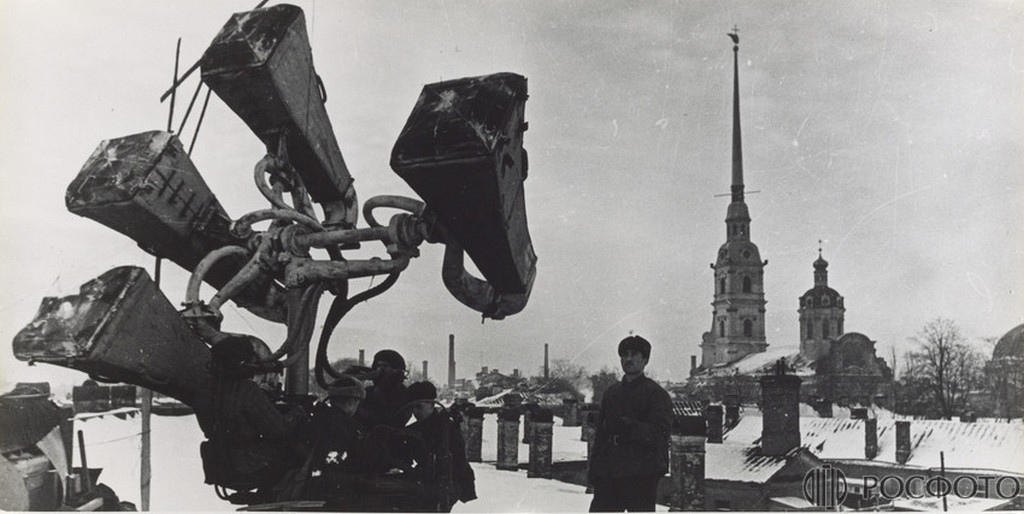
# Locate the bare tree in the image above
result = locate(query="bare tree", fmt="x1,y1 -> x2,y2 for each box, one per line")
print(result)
589,366 -> 621,404
903,318 -> 983,419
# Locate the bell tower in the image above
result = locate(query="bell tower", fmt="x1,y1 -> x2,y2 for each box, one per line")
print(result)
700,29 -> 768,369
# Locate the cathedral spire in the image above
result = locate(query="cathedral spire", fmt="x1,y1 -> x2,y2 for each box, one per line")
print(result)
729,27 -> 744,203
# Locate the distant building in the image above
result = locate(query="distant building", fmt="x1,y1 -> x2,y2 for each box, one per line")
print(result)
985,323 -> 1024,419
690,29 -> 890,411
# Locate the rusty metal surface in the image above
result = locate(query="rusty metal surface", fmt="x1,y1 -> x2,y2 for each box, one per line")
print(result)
391,72 -> 536,295
201,4 -> 353,219
12,267 -> 212,407
66,131 -> 286,323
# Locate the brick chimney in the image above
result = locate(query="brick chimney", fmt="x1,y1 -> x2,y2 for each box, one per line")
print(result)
864,417 -> 878,460
895,420 -> 911,465
528,408 -> 554,478
724,394 -> 740,428
690,355 -> 697,377
705,404 -> 724,443
422,360 -> 428,382
669,415 -> 706,510
759,361 -> 802,457
358,349 -> 365,367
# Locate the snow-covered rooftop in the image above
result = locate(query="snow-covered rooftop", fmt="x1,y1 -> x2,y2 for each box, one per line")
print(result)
722,414 -> 1024,473
704,442 -> 789,483
700,347 -> 810,376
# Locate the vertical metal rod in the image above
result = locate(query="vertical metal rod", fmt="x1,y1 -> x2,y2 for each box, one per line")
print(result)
140,257 -> 160,511
176,79 -> 204,136
167,38 -> 181,133
188,88 -> 212,156
77,430 -> 91,491
940,451 -> 948,512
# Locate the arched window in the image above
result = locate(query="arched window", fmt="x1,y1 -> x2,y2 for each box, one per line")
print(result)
743,320 -> 753,337
822,320 -> 830,339
719,278 -> 726,294
823,296 -> 830,306
719,320 -> 726,337
807,319 -> 814,338
742,276 -> 752,293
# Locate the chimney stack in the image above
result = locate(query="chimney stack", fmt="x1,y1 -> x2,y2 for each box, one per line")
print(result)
358,349 -> 365,367
705,405 -> 724,443
422,360 -> 428,382
669,415 -> 706,510
895,420 -> 911,465
513,368 -> 520,378
864,417 -> 878,460
448,334 -> 456,388
759,361 -> 802,457
690,355 -> 697,376
724,394 -> 740,428
544,343 -> 549,380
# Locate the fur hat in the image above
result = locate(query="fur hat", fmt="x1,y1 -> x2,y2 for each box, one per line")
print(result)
407,381 -> 437,402
327,375 -> 366,400
372,349 -> 406,371
617,335 -> 652,359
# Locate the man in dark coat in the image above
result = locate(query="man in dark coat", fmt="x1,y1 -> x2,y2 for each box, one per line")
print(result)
588,335 -> 673,512
355,349 -> 411,429
199,336 -> 305,495
303,375 -> 372,506
404,381 -> 477,512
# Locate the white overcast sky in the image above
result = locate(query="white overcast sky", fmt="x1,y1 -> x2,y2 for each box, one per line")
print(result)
0,0 -> 1021,390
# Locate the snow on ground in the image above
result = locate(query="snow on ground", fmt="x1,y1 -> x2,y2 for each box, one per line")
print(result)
457,463 -> 592,512
480,413 -> 588,463
79,412 -> 598,511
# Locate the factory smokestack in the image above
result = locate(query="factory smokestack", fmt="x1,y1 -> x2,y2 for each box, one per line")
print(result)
423,360 -> 428,382
448,334 -> 456,388
544,343 -> 549,380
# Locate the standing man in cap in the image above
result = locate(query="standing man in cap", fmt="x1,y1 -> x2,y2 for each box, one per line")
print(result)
404,381 -> 477,512
356,349 -> 412,429
588,335 -> 673,512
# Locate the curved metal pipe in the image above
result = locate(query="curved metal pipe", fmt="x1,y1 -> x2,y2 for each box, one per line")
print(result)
362,195 -> 424,228
441,242 -> 530,320
284,256 -> 411,286
232,209 -> 323,238
294,226 -> 390,250
253,154 -> 292,211
209,236 -> 275,312
314,271 -> 401,388
185,246 -> 250,306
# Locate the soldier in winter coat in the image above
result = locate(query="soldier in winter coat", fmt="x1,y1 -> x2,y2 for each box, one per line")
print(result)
588,335 -> 673,512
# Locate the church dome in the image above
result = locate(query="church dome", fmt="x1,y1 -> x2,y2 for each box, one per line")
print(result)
992,323 -> 1024,360
800,285 -> 843,308
716,239 -> 762,266
814,254 -> 829,270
